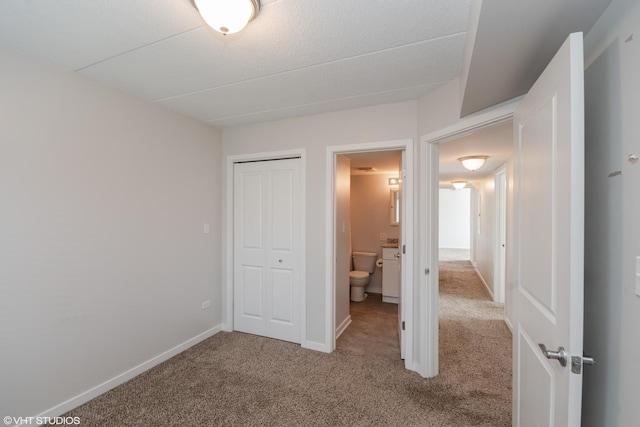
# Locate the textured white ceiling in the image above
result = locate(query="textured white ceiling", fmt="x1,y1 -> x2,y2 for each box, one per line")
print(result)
0,0 -> 615,183
0,0 -> 471,127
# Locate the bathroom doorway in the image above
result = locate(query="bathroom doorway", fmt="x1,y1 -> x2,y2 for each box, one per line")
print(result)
335,149 -> 403,359
325,139 -> 415,371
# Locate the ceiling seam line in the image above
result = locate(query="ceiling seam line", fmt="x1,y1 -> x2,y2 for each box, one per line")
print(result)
152,31 -> 467,102
200,80 -> 454,123
73,25 -> 207,72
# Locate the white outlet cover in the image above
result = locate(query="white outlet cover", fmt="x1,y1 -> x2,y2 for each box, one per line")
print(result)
204,223 -> 209,234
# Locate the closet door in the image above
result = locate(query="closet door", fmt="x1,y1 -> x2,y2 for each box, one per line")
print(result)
233,158 -> 302,343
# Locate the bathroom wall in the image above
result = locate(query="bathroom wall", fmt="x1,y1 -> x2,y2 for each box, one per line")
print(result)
335,155 -> 352,335
350,174 -> 399,294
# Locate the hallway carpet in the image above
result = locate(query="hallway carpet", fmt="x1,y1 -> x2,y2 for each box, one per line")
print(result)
50,261 -> 511,426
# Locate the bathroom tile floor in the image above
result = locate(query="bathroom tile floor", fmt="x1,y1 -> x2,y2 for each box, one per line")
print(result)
336,293 -> 401,360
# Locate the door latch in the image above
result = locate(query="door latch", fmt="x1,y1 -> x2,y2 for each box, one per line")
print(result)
539,344 -> 595,373
571,354 -> 596,374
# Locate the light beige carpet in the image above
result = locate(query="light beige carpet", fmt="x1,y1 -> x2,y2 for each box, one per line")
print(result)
49,261 -> 511,426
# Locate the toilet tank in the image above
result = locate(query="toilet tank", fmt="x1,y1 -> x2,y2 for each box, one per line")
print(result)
352,251 -> 378,273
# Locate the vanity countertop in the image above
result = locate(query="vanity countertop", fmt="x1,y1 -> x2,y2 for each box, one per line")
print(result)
382,243 -> 399,248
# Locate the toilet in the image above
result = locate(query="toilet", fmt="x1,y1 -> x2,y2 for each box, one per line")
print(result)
349,251 -> 378,302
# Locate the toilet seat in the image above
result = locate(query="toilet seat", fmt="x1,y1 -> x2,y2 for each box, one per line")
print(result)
349,271 -> 369,279
349,271 -> 370,288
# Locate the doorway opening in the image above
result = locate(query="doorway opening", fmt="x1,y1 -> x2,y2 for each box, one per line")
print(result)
325,139 -> 415,372
334,149 -> 403,360
436,120 -> 512,304
419,99 -> 518,378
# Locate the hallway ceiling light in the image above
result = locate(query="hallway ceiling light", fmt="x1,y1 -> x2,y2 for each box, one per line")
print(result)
458,155 -> 488,171
194,0 -> 260,35
452,181 -> 467,190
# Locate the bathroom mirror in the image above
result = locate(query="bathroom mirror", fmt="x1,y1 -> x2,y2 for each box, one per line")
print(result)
390,189 -> 400,225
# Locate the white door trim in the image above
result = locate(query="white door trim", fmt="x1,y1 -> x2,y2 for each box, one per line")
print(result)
419,97 -> 520,378
325,139 -> 414,371
494,168 -> 507,305
224,149 -> 307,346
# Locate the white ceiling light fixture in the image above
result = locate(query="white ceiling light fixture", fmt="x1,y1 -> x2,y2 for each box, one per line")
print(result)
452,181 -> 467,190
194,0 -> 260,35
458,155 -> 488,171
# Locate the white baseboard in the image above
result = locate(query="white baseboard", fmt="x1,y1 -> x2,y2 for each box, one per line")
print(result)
335,315 -> 352,339
365,285 -> 382,294
302,339 -> 331,353
474,265 -> 494,300
31,325 -> 223,425
504,317 -> 514,334
382,296 -> 399,304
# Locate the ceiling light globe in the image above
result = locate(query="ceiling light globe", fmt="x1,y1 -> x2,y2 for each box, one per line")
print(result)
452,181 -> 467,190
458,156 -> 488,171
195,0 -> 257,35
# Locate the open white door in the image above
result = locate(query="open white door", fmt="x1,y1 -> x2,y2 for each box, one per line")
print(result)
512,32 -> 585,426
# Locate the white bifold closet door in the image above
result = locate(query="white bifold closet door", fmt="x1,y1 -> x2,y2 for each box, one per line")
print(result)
233,158 -> 302,344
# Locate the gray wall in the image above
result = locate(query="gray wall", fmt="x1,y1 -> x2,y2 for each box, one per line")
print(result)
582,0 -> 640,425
222,101 -> 418,347
0,46 -> 222,419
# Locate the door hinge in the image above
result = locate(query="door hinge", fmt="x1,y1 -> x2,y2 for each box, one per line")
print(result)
402,244 -> 406,254
402,321 -> 405,331
425,268 -> 430,275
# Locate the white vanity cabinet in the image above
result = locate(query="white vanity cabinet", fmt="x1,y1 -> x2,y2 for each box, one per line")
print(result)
382,247 -> 400,304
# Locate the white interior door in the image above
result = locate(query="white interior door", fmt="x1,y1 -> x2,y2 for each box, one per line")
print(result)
512,32 -> 584,426
234,158 -> 302,343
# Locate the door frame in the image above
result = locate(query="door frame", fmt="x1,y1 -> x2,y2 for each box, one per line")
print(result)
224,148 -> 307,345
325,139 -> 414,371
419,98 -> 520,378
494,168 -> 507,305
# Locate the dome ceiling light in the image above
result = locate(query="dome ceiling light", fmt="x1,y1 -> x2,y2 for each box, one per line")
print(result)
458,155 -> 488,171
194,0 -> 260,35
452,181 -> 467,190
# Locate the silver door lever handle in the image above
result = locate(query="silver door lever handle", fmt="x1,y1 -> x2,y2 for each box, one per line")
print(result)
538,343 -> 568,367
